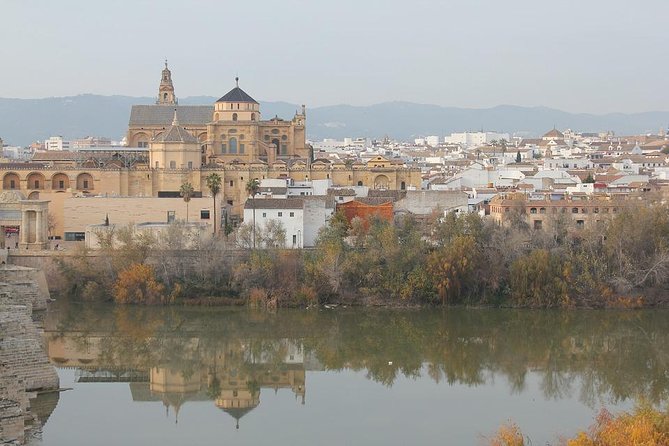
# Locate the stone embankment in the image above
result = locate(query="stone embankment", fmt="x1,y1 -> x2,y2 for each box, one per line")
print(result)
0,265 -> 59,445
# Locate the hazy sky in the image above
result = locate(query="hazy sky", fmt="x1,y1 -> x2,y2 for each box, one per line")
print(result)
1,0 -> 667,113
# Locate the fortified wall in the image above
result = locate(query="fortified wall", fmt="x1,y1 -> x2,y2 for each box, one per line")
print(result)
0,266 -> 59,445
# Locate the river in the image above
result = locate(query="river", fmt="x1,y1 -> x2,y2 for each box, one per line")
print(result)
37,301 -> 669,445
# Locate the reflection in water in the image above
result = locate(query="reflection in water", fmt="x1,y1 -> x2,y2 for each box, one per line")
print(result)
43,301 -> 669,431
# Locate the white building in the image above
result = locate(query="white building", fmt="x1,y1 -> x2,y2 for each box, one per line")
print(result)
243,197 -> 334,248
445,132 -> 510,147
44,136 -> 70,151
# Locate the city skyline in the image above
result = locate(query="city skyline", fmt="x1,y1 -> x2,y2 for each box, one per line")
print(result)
1,0 -> 667,114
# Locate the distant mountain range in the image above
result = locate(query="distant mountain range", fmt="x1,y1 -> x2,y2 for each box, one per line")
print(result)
1,94 -> 668,146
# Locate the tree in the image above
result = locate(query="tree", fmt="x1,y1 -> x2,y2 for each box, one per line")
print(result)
584,173 -> 595,184
245,178 -> 260,248
515,150 -> 522,163
113,263 -> 166,304
205,173 -> 222,235
262,220 -> 286,248
500,139 -> 508,157
179,181 -> 194,222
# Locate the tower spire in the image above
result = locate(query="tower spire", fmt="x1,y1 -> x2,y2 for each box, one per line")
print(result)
172,108 -> 179,126
235,76 -> 239,88
157,60 -> 177,105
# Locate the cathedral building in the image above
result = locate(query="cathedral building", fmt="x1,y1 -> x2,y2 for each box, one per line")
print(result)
0,63 -> 420,239
128,62 -> 309,166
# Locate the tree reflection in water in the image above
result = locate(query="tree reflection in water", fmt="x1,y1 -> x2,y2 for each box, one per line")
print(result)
44,301 -> 669,420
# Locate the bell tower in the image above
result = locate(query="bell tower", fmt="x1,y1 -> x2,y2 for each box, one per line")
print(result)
157,60 -> 177,105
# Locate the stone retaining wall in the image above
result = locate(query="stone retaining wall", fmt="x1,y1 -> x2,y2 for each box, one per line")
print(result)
0,270 -> 59,444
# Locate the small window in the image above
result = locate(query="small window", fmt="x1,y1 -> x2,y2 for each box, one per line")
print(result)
281,135 -> 287,141
272,129 -> 279,134
357,181 -> 363,186
200,210 -> 210,219
278,212 -> 283,217
64,232 -> 85,241
262,212 -> 266,217
59,180 -> 64,189
292,234 -> 297,245
221,142 -> 227,153
83,180 -> 89,189
530,208 -> 537,214
188,161 -> 193,169
576,220 -> 585,228
167,211 -> 175,223
170,160 -> 176,169
533,220 -> 543,230
572,207 -> 578,214
9,180 -> 15,189
229,180 -> 233,187
289,212 -> 294,217
239,143 -> 244,154
155,161 -> 159,168
232,113 -> 238,121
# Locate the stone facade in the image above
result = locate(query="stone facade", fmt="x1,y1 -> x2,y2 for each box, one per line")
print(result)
0,267 -> 59,444
0,64 -> 421,238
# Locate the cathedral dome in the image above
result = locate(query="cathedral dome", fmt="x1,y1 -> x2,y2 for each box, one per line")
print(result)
216,78 -> 258,104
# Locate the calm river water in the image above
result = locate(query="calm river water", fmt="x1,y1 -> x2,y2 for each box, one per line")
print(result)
38,301 -> 669,445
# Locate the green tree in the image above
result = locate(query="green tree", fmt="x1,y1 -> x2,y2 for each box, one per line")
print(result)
509,249 -> 570,308
179,181 -> 194,222
583,173 -> 595,184
245,178 -> 260,248
205,173 -> 222,235
515,150 -> 522,163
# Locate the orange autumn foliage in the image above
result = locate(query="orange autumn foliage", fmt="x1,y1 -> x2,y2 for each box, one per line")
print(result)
489,406 -> 669,446
488,422 -> 526,446
566,407 -> 669,446
113,263 -> 167,305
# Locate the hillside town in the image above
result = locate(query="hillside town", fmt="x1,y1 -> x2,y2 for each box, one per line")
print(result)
0,65 -> 667,250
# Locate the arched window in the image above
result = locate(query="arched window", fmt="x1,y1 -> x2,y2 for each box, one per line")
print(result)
400,181 -> 406,190
163,93 -> 168,101
272,138 -> 280,155
357,181 -> 363,186
232,113 -> 238,121
229,137 -> 238,154
251,113 -> 256,121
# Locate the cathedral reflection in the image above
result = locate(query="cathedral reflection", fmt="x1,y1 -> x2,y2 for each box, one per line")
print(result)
46,332 -> 310,428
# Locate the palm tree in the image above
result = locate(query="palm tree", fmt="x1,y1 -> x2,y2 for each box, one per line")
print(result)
205,173 -> 222,235
179,182 -> 194,222
245,178 -> 260,248
500,139 -> 508,157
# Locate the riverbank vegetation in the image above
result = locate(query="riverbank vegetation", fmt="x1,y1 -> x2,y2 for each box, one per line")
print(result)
54,200 -> 669,307
488,405 -> 669,445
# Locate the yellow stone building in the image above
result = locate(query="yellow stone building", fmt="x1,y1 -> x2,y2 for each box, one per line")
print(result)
0,63 -> 421,238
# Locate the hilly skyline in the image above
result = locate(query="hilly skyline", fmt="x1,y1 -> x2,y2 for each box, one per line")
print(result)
1,94 -> 668,147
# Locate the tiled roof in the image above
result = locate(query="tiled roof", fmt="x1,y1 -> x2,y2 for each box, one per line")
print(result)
153,125 -> 198,143
216,87 -> 258,104
543,128 -> 564,138
129,105 -> 212,126
32,151 -> 80,161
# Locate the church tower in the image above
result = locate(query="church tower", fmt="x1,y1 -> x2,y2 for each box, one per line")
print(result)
157,60 -> 177,105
